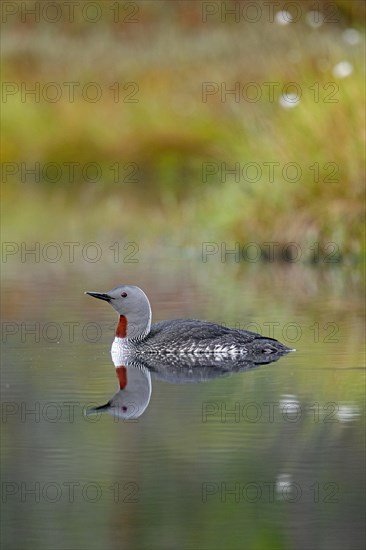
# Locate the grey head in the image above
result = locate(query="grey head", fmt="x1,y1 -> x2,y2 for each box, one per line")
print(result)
85,285 -> 152,339
85,365 -> 152,420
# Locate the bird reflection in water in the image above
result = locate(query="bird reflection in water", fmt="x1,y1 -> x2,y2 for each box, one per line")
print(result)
86,347 -> 290,420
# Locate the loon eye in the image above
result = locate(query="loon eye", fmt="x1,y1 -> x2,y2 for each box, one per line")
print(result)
122,406 -> 127,412
121,292 -> 127,298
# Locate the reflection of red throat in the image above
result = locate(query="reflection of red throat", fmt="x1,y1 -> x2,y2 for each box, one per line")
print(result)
116,315 -> 127,338
116,366 -> 127,389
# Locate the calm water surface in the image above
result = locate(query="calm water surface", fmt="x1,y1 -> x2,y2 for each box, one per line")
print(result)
2,260 -> 365,550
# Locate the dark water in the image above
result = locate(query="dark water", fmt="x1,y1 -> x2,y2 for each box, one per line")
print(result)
2,260 -> 365,550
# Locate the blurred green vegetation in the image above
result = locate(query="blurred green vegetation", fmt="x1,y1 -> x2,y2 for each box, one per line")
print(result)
2,0 -> 365,262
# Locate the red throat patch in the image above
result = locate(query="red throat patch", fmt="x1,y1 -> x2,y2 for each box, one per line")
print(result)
116,315 -> 127,338
116,366 -> 127,389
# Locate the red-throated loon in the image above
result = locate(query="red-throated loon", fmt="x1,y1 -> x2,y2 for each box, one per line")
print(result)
85,285 -> 294,359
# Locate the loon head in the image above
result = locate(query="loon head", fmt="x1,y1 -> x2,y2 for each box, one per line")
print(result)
85,285 -> 152,339
85,365 -> 152,420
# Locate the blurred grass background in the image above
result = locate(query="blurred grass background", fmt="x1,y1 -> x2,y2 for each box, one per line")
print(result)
1,0 -> 365,263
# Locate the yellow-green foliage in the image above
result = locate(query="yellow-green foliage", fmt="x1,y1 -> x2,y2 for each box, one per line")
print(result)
2,1 -> 365,262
